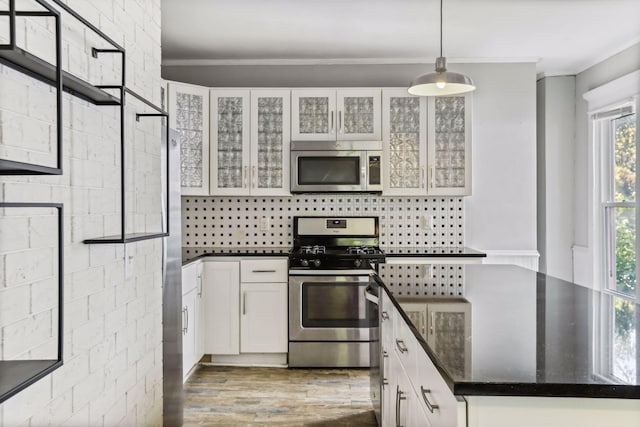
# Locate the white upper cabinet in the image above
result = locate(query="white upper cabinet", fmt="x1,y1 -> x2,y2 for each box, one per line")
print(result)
249,90 -> 291,196
383,90 -> 472,196
336,89 -> 382,140
292,89 -> 381,141
382,89 -> 428,195
210,89 -> 290,196
427,94 -> 472,196
167,81 -> 210,196
210,89 -> 252,195
291,89 -> 336,141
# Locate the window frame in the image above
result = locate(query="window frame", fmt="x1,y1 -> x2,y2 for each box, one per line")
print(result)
597,106 -> 637,299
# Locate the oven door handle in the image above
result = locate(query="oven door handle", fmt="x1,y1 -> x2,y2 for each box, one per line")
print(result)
289,269 -> 375,276
364,286 -> 379,305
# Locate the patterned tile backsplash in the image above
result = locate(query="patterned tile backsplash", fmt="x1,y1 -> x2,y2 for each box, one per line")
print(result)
182,195 -> 464,248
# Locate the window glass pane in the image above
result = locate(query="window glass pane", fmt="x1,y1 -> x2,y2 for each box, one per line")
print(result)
611,206 -> 636,296
613,296 -> 636,382
614,113 -> 636,202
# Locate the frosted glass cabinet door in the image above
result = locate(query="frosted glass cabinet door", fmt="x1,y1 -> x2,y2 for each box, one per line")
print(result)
426,302 -> 472,379
427,94 -> 472,196
210,90 -> 251,195
168,81 -> 210,196
291,89 -> 336,141
250,90 -> 291,196
337,89 -> 381,141
382,89 -> 428,195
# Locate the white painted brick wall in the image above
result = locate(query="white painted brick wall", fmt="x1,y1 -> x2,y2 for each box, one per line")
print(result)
0,0 -> 164,425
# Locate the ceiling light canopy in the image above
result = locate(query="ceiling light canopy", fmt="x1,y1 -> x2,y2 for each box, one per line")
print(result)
408,0 -> 476,97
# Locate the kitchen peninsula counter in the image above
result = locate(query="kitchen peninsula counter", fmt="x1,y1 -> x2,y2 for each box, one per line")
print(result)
380,264 -> 640,399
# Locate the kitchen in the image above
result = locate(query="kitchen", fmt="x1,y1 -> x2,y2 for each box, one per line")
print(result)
0,0 -> 638,426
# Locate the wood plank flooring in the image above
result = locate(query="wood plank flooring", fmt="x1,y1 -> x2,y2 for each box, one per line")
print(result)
183,365 -> 377,426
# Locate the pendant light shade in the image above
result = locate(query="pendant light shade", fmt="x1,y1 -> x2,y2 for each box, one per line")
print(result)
408,0 -> 475,96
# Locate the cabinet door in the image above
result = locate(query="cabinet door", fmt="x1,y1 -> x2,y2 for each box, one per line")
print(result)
382,90 -> 428,195
195,262 -> 205,361
168,81 -> 210,196
427,94 -> 472,196
250,90 -> 291,196
182,288 -> 197,381
203,261 -> 240,355
240,282 -> 288,353
426,302 -> 471,378
336,89 -> 381,140
291,89 -> 336,141
210,90 -> 251,195
414,347 -> 459,427
400,302 -> 428,340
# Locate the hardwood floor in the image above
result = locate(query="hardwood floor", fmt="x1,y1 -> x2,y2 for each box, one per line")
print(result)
183,365 -> 378,426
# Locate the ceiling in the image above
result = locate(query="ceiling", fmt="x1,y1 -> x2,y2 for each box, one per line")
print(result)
161,0 -> 640,77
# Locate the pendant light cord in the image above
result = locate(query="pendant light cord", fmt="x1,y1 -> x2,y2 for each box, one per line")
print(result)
439,0 -> 443,57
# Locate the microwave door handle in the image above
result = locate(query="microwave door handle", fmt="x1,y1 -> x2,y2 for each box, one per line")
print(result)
361,155 -> 367,190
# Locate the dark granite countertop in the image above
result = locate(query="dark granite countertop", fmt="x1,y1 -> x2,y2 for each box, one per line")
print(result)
182,247 -> 291,265
378,264 -> 640,399
382,246 -> 486,257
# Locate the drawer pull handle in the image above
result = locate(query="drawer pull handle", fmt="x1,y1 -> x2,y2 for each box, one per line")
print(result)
420,386 -> 440,413
395,385 -> 406,427
251,269 -> 277,273
395,339 -> 408,353
381,311 -> 389,321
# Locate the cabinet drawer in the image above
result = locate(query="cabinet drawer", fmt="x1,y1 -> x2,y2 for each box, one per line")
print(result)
393,306 -> 418,378
182,261 -> 199,294
414,349 -> 458,427
240,258 -> 288,282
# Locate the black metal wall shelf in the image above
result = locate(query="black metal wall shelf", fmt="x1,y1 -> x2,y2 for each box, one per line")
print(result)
0,202 -> 64,404
82,89 -> 170,245
0,0 -> 62,175
0,0 -> 127,175
0,46 -> 121,106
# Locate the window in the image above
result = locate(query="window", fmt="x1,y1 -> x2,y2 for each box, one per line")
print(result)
585,70 -> 639,385
595,103 -> 637,383
600,106 -> 636,298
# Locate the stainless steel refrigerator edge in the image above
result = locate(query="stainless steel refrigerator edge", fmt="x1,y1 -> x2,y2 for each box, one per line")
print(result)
162,127 -> 183,426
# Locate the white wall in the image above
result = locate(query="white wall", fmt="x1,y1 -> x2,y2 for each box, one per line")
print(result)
164,62 -> 539,260
0,0 -> 164,425
462,64 -> 537,260
537,76 -> 576,281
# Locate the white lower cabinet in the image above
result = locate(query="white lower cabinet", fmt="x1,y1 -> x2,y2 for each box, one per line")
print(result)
203,261 -> 241,354
182,261 -> 205,382
381,289 -> 465,426
202,257 -> 288,361
240,282 -> 287,353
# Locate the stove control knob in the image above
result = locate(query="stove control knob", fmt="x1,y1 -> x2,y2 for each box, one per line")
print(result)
313,259 -> 322,268
354,259 -> 363,268
300,259 -> 309,267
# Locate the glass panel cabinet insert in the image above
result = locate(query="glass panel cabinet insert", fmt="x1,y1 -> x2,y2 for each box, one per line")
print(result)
168,82 -> 210,196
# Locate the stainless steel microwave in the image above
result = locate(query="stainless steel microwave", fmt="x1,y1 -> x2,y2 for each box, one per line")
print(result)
290,141 -> 382,193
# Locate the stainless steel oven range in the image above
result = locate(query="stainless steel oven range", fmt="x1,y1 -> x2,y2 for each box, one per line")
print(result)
288,216 -> 385,367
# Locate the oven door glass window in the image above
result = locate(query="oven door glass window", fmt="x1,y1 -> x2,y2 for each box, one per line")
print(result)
298,157 -> 360,185
302,282 -> 372,328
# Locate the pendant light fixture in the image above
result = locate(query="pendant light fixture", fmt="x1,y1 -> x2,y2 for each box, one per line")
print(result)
408,0 -> 475,96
